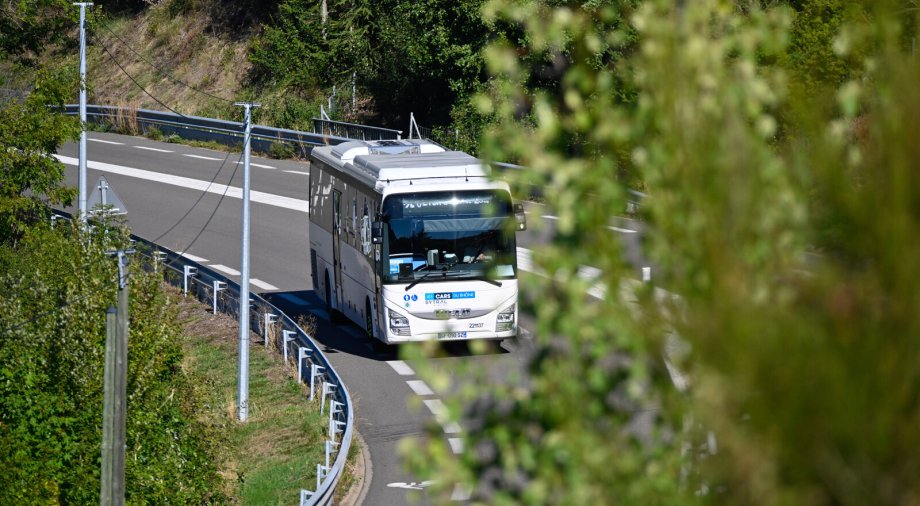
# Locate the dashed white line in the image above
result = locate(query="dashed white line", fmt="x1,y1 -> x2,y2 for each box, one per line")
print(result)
88,138 -> 123,145
451,483 -> 472,501
608,225 -> 638,234
235,161 -> 276,170
448,438 -> 464,454
406,380 -> 434,396
423,399 -> 461,434
178,251 -> 209,263
250,278 -> 279,291
134,145 -> 174,153
386,360 -> 415,376
210,264 -> 241,276
283,170 -> 309,175
183,153 -> 223,161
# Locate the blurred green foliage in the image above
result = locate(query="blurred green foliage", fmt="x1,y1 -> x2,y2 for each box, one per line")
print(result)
0,224 -> 229,503
0,73 -> 228,502
405,0 -> 920,504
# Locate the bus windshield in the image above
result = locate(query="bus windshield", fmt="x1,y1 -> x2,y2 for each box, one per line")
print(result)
381,190 -> 517,285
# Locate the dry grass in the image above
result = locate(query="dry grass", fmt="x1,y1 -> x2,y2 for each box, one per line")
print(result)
88,6 -> 250,118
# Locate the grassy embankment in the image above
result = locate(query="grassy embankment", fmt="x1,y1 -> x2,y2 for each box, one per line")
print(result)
176,290 -> 358,503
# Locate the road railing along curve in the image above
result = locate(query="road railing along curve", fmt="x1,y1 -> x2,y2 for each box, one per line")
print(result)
62,104 -> 356,157
52,213 -> 352,506
136,236 -> 353,506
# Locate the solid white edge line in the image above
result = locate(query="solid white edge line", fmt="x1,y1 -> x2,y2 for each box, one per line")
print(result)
406,380 -> 434,396
210,264 -> 241,276
54,155 -> 309,212
386,360 -> 415,376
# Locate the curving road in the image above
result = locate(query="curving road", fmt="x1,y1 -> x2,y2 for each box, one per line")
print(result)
56,131 -> 646,504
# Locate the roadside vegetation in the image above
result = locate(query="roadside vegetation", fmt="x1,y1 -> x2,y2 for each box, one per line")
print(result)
0,39 -> 353,503
5,0 -> 919,504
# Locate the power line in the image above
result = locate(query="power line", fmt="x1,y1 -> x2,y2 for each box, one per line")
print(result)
90,10 -> 235,105
164,148 -> 246,267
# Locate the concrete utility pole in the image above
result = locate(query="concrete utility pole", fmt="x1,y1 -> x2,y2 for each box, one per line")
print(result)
101,248 -> 133,506
74,3 -> 93,223
234,102 -> 260,422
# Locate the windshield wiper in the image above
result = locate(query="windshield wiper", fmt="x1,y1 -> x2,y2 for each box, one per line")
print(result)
405,262 -> 502,290
405,264 -> 441,291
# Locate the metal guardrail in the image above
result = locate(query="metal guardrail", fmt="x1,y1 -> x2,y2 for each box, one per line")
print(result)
312,117 -> 403,141
63,105 -> 352,157
135,237 -> 353,506
51,212 -> 352,505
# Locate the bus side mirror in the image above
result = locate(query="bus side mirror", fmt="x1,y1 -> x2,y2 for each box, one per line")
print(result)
371,222 -> 383,244
514,203 -> 527,231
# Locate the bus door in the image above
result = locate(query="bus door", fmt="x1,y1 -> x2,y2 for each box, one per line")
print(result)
332,190 -> 343,310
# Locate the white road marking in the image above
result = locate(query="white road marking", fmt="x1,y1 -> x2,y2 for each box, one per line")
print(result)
54,155 -> 309,212
386,360 -> 415,376
541,214 -> 559,220
235,161 -> 276,169
178,251 -> 209,263
283,170 -> 309,175
423,399 -> 461,434
607,225 -> 638,234
387,481 -> 435,490
210,264 -> 241,276
451,484 -> 472,501
448,438 -> 464,454
134,145 -> 173,153
277,293 -> 309,306
88,138 -> 123,145
406,380 -> 434,396
183,153 -> 223,161
250,278 -> 279,291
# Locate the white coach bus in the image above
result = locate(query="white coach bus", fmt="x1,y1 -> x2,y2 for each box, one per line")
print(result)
308,139 -> 526,346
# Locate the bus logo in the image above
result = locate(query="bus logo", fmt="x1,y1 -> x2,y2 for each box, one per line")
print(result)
425,291 -> 475,301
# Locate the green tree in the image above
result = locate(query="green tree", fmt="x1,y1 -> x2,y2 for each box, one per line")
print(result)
0,69 -> 79,246
406,0 -> 920,504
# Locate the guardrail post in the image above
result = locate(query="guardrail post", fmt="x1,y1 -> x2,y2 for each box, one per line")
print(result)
329,402 -> 345,442
212,281 -> 227,314
321,383 -> 336,415
325,439 -> 340,468
642,266 -> 651,283
183,266 -> 197,297
51,214 -> 59,229
263,314 -> 278,347
282,330 -> 295,363
297,347 -> 311,383
310,364 -> 325,401
299,489 -> 314,505
153,251 -> 166,273
316,464 -> 328,493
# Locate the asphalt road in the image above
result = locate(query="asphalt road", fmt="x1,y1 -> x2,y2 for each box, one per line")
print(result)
56,131 -> 646,504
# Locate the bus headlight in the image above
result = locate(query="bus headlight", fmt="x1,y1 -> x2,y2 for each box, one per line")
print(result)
389,310 -> 411,336
496,305 -> 515,332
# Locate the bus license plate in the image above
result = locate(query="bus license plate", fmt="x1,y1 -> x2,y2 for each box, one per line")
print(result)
438,331 -> 467,339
